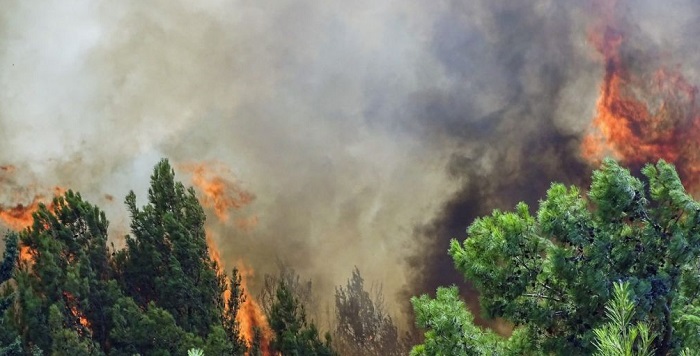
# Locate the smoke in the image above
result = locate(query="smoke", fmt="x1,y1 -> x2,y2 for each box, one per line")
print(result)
1,0 -> 698,328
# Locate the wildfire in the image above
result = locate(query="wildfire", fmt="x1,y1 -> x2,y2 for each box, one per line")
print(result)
235,259 -> 273,354
582,1 -> 700,191
63,291 -> 92,332
0,192 -> 62,231
0,175 -> 66,263
206,229 -> 271,355
180,162 -> 255,222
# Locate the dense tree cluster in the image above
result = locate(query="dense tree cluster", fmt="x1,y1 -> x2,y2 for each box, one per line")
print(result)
412,159 -> 700,355
0,160 -> 338,355
11,156 -> 690,354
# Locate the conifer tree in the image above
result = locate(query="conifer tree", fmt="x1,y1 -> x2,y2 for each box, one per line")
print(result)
11,191 -> 116,352
0,233 -> 21,355
413,159 -> 700,354
269,281 -> 336,356
118,159 -> 225,337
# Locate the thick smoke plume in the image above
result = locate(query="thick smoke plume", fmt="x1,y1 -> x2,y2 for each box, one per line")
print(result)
1,0 -> 699,328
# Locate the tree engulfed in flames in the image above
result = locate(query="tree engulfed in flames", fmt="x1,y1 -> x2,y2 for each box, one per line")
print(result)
206,229 -> 272,354
582,1 -> 700,191
189,162 -> 271,353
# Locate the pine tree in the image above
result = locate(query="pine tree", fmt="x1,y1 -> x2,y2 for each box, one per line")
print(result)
109,298 -> 202,356
0,233 -> 21,355
269,281 -> 336,356
118,159 -> 225,337
11,191 -> 116,352
414,159 -> 700,354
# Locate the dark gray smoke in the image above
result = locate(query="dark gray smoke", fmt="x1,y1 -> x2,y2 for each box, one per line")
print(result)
1,0 -> 698,329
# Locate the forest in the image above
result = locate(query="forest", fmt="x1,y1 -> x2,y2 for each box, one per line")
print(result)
0,160 -> 411,356
1,156 -> 700,355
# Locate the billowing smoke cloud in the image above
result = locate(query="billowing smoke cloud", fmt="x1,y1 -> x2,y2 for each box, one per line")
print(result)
1,0 -> 698,329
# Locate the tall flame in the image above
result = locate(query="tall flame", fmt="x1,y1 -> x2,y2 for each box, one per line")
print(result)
189,161 -> 270,355
206,229 -> 272,355
582,1 -> 700,191
180,162 -> 255,222
235,259 -> 272,355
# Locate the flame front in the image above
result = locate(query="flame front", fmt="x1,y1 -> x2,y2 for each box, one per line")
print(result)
582,1 -> 700,190
236,259 -> 273,355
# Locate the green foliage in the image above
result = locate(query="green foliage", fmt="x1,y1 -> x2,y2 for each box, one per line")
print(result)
202,326 -> 234,356
118,159 -> 226,337
444,159 -> 700,353
0,233 -> 18,284
48,304 -> 103,356
0,337 -> 22,356
592,282 -> 655,356
411,286 -> 515,355
269,281 -> 336,356
0,233 -> 19,350
110,298 -> 202,356
0,159 -> 252,355
10,191 -> 116,352
187,348 -> 205,356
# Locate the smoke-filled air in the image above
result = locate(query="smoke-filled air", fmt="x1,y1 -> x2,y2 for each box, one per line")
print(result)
3,0 -> 700,353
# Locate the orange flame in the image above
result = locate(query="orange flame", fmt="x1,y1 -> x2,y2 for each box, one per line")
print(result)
205,229 -> 271,355
582,1 -> 700,191
180,162 -> 255,222
63,291 -> 92,332
236,259 -> 273,355
0,185 -> 66,231
0,183 -> 66,263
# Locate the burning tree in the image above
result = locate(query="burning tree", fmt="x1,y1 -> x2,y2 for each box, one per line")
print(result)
412,159 -> 700,354
0,159 -> 247,355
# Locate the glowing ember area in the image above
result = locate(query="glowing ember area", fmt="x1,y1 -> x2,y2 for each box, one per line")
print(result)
63,291 -> 92,332
582,4 -> 700,191
205,229 -> 271,354
180,162 -> 255,222
0,186 -> 66,231
19,246 -> 33,264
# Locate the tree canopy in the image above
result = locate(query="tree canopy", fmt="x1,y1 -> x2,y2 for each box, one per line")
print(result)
413,159 -> 700,354
0,159 -> 247,355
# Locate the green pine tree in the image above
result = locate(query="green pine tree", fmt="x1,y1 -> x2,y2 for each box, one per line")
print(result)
118,159 -> 226,337
414,159 -> 700,354
11,191 -> 117,353
269,281 -> 335,356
